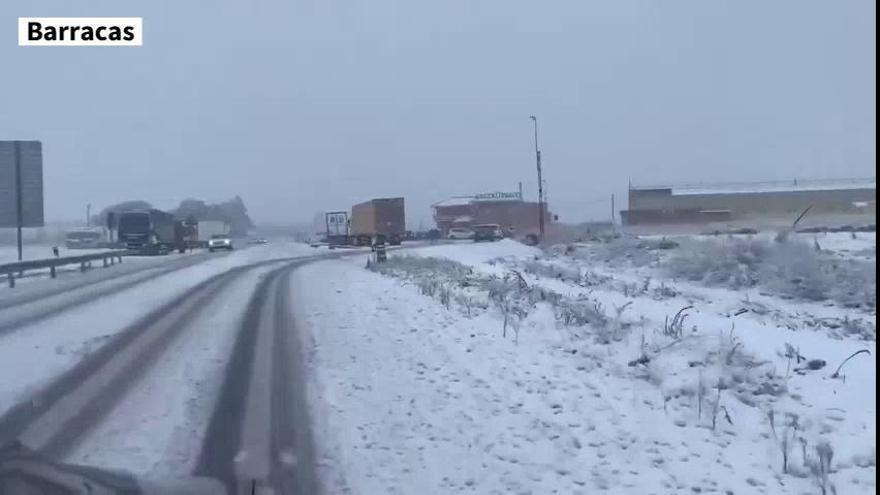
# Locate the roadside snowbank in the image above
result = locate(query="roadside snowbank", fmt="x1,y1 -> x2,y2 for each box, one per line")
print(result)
293,236 -> 875,494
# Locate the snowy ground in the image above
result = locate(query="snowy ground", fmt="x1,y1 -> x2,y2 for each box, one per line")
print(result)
0,243 -> 112,264
293,237 -> 875,494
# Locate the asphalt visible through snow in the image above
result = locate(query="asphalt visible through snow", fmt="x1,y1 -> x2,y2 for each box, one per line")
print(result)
0,243 -> 427,494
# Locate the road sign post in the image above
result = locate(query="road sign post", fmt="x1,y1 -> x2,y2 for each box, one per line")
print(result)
1,141 -> 44,262
15,142 -> 23,261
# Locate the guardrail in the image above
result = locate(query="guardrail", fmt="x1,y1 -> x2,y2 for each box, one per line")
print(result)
0,250 -> 128,288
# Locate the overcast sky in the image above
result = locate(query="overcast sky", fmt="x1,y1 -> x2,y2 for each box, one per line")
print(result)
1,0 -> 875,227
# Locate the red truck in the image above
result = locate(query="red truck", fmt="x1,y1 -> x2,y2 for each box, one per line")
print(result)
351,197 -> 406,246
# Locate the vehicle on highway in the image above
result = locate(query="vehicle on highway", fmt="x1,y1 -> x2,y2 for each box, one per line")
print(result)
208,234 -> 234,252
447,227 -> 474,240
472,223 -> 503,242
351,197 -> 406,246
117,209 -> 177,254
64,229 -> 103,249
197,220 -> 231,248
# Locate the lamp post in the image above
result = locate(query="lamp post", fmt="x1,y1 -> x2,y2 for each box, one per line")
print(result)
529,116 -> 545,240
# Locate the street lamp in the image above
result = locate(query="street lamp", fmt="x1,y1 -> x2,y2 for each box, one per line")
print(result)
530,116 -> 545,240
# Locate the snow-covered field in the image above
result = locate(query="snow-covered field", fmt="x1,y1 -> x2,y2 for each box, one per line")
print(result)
293,236 -> 875,494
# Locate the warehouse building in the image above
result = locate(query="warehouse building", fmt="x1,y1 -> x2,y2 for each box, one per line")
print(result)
432,191 -> 552,235
621,178 -> 876,226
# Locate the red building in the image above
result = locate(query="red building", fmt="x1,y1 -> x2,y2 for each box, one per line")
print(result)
432,192 -> 552,235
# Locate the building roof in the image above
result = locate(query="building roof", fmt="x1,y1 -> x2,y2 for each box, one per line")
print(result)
632,178 -> 876,196
432,196 -> 474,208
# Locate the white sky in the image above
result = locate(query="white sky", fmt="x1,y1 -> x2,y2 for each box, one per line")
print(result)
1,0 -> 875,227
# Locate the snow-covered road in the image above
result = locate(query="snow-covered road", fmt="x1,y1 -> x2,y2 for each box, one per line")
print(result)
0,241 -> 363,493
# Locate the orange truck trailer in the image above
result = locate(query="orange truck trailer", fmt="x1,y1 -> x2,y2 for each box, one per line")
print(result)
350,197 -> 406,246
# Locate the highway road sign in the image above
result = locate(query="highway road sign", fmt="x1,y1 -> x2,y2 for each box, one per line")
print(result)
0,141 -> 44,228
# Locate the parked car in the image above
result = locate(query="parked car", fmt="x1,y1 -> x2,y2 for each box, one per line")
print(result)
208,234 -> 234,252
472,224 -> 503,242
447,227 -> 474,240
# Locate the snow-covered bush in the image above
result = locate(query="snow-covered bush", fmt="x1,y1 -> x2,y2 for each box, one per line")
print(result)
369,254 -> 475,282
666,237 -> 875,309
521,259 -> 582,284
369,255 -> 612,341
569,234 -> 661,267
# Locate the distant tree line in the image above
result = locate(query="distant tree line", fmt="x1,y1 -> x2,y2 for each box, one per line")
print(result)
93,196 -> 255,236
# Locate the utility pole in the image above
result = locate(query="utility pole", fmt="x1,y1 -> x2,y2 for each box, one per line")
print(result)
86,203 -> 92,227
611,194 -> 615,225
530,116 -> 545,240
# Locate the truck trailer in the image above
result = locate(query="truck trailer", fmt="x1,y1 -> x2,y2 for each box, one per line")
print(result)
196,220 -> 230,248
350,197 -> 406,246
324,211 -> 351,247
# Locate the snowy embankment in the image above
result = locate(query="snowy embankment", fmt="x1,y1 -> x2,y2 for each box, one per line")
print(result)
0,242 -> 317,418
0,244 -> 112,264
293,237 -> 875,494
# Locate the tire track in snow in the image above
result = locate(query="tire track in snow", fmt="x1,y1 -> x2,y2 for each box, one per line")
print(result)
0,257 -> 298,455
195,261 -> 318,494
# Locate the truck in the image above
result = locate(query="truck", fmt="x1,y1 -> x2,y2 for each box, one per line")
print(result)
196,220 -> 230,248
324,211 -> 350,247
117,209 -> 178,254
350,197 -> 406,246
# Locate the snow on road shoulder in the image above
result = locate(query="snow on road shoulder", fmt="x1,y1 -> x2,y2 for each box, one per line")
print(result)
0,244 -> 113,265
293,238 -> 876,494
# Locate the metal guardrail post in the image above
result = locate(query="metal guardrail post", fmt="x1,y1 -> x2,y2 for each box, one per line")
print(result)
50,266 -> 56,278
7,273 -> 13,288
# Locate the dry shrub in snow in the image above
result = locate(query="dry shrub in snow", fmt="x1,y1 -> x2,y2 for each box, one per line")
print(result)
666,237 -> 875,309
568,234 -> 661,267
369,255 -> 613,341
